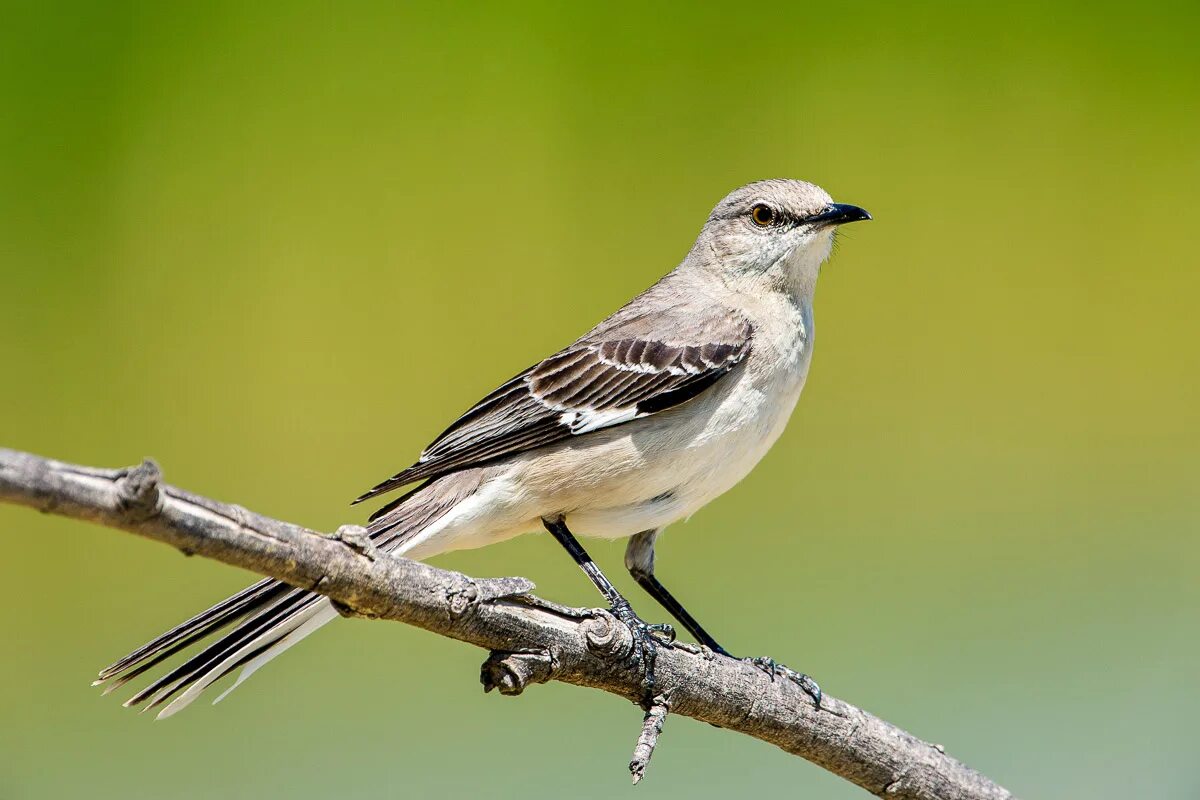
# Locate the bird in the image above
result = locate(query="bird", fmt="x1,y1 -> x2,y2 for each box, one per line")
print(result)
94,178 -> 870,718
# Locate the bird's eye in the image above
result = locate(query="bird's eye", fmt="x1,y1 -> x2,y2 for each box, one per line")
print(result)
750,204 -> 776,227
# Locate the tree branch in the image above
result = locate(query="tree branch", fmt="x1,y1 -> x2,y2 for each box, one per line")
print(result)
0,447 -> 1014,799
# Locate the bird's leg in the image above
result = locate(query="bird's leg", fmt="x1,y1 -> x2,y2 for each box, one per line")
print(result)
624,530 -> 822,707
542,517 -> 674,696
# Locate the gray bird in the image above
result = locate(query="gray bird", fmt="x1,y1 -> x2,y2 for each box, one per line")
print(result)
95,179 -> 870,717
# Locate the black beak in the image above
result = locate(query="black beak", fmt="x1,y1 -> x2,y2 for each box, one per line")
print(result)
806,203 -> 872,227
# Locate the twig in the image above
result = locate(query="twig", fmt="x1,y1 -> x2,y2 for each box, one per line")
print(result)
629,693 -> 671,784
0,447 -> 1015,800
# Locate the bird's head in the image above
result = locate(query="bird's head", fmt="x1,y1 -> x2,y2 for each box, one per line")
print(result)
694,179 -> 870,294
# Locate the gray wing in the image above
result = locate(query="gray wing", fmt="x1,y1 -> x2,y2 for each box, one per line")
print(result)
354,309 -> 752,510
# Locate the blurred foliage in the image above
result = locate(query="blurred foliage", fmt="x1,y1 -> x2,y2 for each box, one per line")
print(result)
1,2 -> 1198,798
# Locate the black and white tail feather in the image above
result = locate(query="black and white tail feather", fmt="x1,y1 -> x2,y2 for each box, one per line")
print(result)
93,480 -> 462,719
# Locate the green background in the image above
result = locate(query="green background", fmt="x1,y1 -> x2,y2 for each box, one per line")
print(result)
2,2 -> 1198,798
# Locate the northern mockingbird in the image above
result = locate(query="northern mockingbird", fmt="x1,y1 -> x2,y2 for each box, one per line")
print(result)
96,179 -> 870,717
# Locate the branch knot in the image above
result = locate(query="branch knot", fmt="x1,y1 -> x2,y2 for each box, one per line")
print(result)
332,525 -> 376,560
583,609 -> 632,660
116,459 -> 162,522
446,577 -> 479,619
446,574 -> 536,621
480,648 -> 557,695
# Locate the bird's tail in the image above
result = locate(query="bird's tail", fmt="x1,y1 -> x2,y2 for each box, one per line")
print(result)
93,471 -> 481,719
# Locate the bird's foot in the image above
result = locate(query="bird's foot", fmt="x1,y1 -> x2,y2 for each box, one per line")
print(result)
608,600 -> 675,699
740,654 -> 822,708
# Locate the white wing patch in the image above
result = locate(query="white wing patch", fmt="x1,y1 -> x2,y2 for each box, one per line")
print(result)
560,406 -> 643,434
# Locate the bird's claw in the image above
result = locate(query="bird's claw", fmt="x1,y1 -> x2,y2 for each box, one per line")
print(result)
608,601 -> 675,700
644,622 -> 677,645
743,655 -> 822,708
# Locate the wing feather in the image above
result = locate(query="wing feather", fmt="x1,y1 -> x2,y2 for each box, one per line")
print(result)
353,307 -> 753,505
